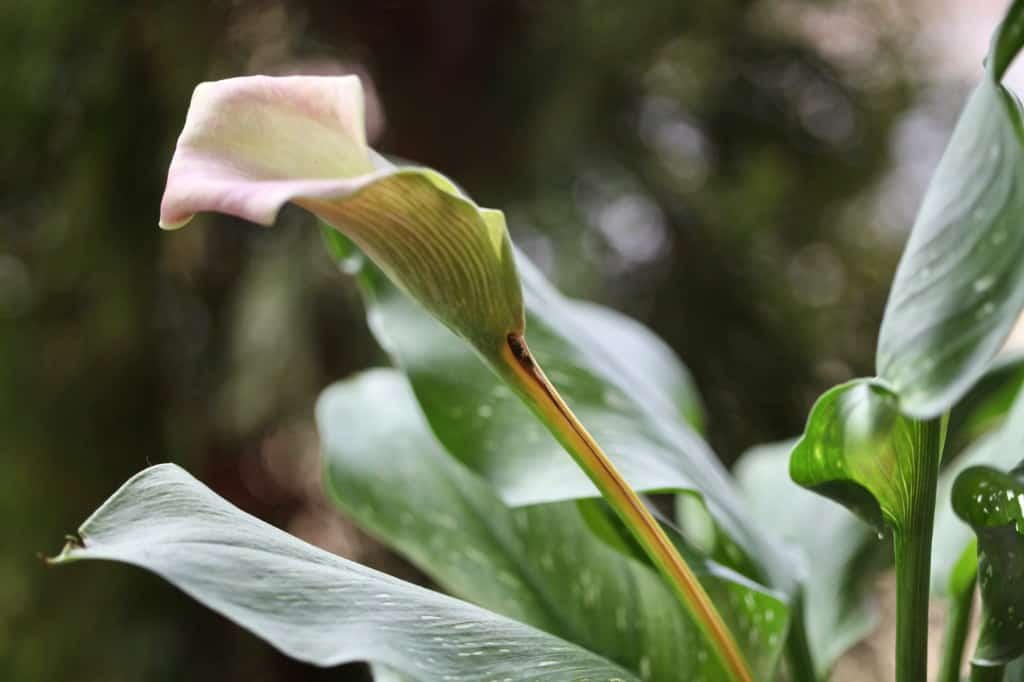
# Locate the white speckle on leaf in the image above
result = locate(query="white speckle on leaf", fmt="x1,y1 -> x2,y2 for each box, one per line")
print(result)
974,275 -> 996,293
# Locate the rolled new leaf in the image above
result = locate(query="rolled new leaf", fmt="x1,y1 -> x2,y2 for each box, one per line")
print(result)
789,379 -> 944,534
952,463 -> 1024,667
789,378 -> 946,682
933,383 -> 1024,597
160,75 -> 522,357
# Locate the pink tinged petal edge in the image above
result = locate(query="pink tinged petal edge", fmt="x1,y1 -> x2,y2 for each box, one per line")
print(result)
159,74 -> 375,230
157,74 -> 524,349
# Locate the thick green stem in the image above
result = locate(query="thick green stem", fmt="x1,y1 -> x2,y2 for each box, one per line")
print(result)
784,590 -> 818,682
893,416 -> 945,682
970,664 -> 1005,682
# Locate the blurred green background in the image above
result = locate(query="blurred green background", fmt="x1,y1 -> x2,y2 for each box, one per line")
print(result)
0,0 -> 999,680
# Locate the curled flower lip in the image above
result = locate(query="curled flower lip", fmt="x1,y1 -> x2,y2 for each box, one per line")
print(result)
159,74 -> 524,357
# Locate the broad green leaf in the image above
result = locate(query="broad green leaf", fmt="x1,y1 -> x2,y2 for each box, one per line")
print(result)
947,540 -> 979,603
789,378 -> 946,534
565,300 -> 705,433
735,440 -> 879,676
317,369 -> 789,682
952,463 -> 1024,666
875,7 -> 1024,419
934,388 -> 1024,594
336,241 -> 790,587
947,352 -> 1024,455
370,664 -> 417,682
161,75 -> 524,361
53,464 -> 639,682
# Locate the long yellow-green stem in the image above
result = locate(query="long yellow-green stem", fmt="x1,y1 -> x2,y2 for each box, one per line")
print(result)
499,333 -> 753,682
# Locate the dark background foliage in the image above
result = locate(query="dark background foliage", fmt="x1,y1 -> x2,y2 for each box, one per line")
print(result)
0,0 -> 998,680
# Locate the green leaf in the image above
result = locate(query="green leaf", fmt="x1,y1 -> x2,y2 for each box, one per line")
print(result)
876,28 -> 1024,419
735,440 -> 879,676
989,0 -> 1024,81
340,243 -> 790,586
933,431 -> 1005,595
370,664 -> 417,682
947,540 -> 980,602
952,463 -> 1024,665
317,369 -> 789,682
947,353 -> 1024,455
52,464 -> 640,682
563,299 -> 705,433
789,378 -> 945,533
1005,656 -> 1024,682
935,387 -> 1024,595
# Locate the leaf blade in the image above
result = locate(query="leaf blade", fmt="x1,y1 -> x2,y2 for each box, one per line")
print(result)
53,464 -> 640,682
735,440 -> 879,675
876,71 -> 1024,418
317,369 -> 790,682
348,247 -> 791,587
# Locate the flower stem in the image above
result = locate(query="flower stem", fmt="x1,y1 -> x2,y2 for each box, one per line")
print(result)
893,415 -> 946,682
499,334 -> 752,682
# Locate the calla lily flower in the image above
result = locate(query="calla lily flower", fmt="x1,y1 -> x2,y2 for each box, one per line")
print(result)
159,75 -> 752,682
160,74 -> 523,358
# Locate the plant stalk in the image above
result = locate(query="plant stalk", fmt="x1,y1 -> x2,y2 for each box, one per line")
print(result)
785,590 -> 818,682
937,572 -> 976,682
499,334 -> 753,682
893,416 -> 946,682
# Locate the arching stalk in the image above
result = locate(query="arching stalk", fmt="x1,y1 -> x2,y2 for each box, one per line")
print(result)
498,333 -> 753,682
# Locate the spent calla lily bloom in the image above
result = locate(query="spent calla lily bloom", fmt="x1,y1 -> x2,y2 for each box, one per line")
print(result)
159,74 -> 753,682
159,74 -> 523,357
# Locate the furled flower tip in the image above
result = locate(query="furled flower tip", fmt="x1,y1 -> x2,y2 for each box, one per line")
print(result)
160,74 -> 524,356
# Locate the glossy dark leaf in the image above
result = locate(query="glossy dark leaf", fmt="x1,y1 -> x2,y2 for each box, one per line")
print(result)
952,463 -> 1024,665
52,465 -> 640,682
933,431 -> 1004,595
935,386 -> 1024,594
317,369 -> 789,682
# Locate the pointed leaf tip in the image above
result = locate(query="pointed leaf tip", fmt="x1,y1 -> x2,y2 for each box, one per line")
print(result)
54,463 -> 640,680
